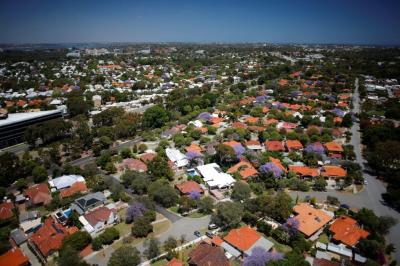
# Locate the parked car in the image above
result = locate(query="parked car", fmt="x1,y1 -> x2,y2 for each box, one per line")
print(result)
208,223 -> 218,230
194,231 -> 201,237
205,231 -> 214,238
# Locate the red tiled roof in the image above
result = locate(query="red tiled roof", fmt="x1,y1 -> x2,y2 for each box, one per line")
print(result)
185,143 -> 203,154
289,165 -> 319,177
223,140 -> 241,148
269,157 -> 287,173
227,161 -> 258,180
245,116 -> 259,124
189,242 -> 230,266
140,153 -> 157,163
293,203 -> 333,237
119,158 -> 148,172
211,236 -> 223,246
59,182 -> 87,199
84,206 -> 115,227
0,248 -> 29,266
246,140 -> 261,146
286,140 -> 303,151
329,216 -> 369,246
231,122 -> 247,129
175,181 -> 203,195
265,141 -> 284,152
321,166 -> 347,178
224,226 -> 261,252
167,258 -> 184,266
0,202 -> 15,220
29,217 -> 77,257
324,141 -> 343,152
248,125 -> 265,132
24,183 -> 52,206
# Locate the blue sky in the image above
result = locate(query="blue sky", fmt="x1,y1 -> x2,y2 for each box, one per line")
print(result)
0,0 -> 399,44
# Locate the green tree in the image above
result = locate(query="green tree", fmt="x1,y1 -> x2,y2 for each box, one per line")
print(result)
211,201 -> 243,229
131,217 -> 153,237
313,177 -> 327,191
58,246 -> 89,266
198,196 -> 214,214
148,180 -> 179,207
144,238 -> 160,259
147,155 -> 173,180
32,165 -> 48,183
231,181 -> 251,201
108,246 -> 141,266
142,105 -> 169,128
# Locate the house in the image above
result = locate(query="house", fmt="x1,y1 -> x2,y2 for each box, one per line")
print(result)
10,228 -> 27,246
286,140 -> 303,151
227,161 -> 258,180
0,247 -> 29,266
48,175 -> 85,190
29,217 -> 78,262
71,192 -> 107,214
188,241 -> 230,266
320,166 -> 347,179
167,257 -> 184,266
186,143 -> 203,154
324,141 -> 343,158
0,201 -> 15,220
293,203 -> 333,239
140,152 -> 157,164
223,226 -> 274,257
175,181 -> 204,195
118,158 -> 148,172
289,165 -> 319,178
19,211 -> 41,233
245,140 -> 263,151
197,163 -> 236,189
269,157 -> 287,173
166,148 -> 188,168
60,182 -> 87,199
329,216 -> 369,247
80,206 -> 118,235
24,183 -> 52,206
265,140 -> 284,152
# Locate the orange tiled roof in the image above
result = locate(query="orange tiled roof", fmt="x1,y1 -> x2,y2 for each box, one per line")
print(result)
286,140 -> 303,151
24,183 -> 52,206
269,157 -> 287,173
248,125 -> 266,132
227,161 -> 258,180
186,143 -> 203,153
0,202 -> 15,220
84,206 -> 115,227
329,216 -> 369,247
324,141 -> 343,152
231,122 -> 247,129
167,258 -> 184,266
263,118 -> 278,126
245,116 -> 259,124
175,181 -> 203,194
140,153 -> 157,163
59,182 -> 87,198
209,117 -> 223,124
0,248 -> 29,266
211,236 -> 224,246
289,165 -> 319,177
246,140 -> 261,146
321,166 -> 347,178
224,226 -> 261,251
265,141 -> 284,152
293,203 -> 333,237
223,140 -> 241,148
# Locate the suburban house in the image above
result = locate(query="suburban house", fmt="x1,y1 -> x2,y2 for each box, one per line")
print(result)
79,206 -> 118,235
265,140 -> 285,152
245,140 -> 263,151
118,158 -> 148,172
227,161 -> 258,180
0,201 -> 15,221
188,241 -> 230,266
197,163 -> 236,189
140,152 -> 157,164
293,203 -> 333,240
0,247 -> 29,266
320,166 -> 347,179
289,165 -> 319,178
286,140 -> 304,151
324,141 -> 343,158
29,217 -> 78,262
222,226 -> 274,258
48,174 -> 85,190
59,181 -> 88,199
166,148 -> 189,168
70,192 -> 107,214
175,181 -> 204,195
24,183 -> 52,206
167,257 -> 184,266
329,216 -> 369,247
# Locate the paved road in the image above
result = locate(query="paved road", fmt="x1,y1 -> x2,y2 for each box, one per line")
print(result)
291,78 -> 400,261
155,204 -> 182,223
0,143 -> 30,155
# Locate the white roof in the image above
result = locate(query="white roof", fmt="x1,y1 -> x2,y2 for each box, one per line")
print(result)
188,120 -> 203,128
0,109 -> 62,127
166,148 -> 188,167
20,218 -> 41,232
327,243 -> 352,257
197,163 -> 236,189
48,175 -> 85,190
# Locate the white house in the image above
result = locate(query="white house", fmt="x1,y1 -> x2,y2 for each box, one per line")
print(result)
166,148 -> 188,168
48,175 -> 85,190
197,163 -> 236,189
79,206 -> 118,235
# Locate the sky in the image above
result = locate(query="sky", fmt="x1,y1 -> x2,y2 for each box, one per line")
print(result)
0,0 -> 399,45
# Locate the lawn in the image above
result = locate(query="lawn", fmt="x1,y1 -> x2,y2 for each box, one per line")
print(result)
187,211 -> 206,218
151,259 -> 168,266
168,206 -> 179,214
153,220 -> 172,235
115,222 -> 132,236
318,233 -> 329,244
267,237 -> 292,254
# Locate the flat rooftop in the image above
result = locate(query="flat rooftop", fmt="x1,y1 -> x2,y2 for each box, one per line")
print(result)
0,109 -> 62,127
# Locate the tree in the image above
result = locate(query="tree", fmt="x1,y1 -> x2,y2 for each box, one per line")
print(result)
198,196 -> 214,214
164,236 -> 178,251
67,96 -> 89,117
268,251 -> 310,266
32,165 -> 48,183
144,238 -> 161,259
313,177 -> 327,191
216,144 -> 237,166
231,181 -> 251,201
212,201 -> 243,229
259,192 -> 293,223
120,148 -> 132,159
0,152 -> 21,186
142,105 -> 169,128
131,217 -> 153,237
108,246 -> 141,266
147,155 -> 173,180
125,202 -> 147,223
148,180 -> 179,207
58,246 -> 89,266
62,231 -> 91,251
243,247 -> 283,266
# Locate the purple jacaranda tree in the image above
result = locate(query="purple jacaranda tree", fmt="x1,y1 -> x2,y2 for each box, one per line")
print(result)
186,151 -> 203,160
233,144 -> 246,158
304,143 -> 325,155
197,112 -> 212,121
283,217 -> 300,237
331,108 -> 345,117
259,162 -> 283,178
255,95 -> 267,103
125,202 -> 146,223
243,247 -> 284,266
291,91 -> 301,98
188,190 -> 201,200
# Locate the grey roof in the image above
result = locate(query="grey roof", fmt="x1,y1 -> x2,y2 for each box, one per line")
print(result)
220,242 -> 241,258
244,237 -> 274,256
19,211 -> 39,223
10,228 -> 27,245
74,192 -> 106,211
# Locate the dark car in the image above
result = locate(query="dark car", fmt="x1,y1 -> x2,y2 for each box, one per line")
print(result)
194,231 -> 201,237
205,231 -> 214,238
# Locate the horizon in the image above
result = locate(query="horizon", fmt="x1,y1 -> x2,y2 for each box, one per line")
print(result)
1,0 -> 400,45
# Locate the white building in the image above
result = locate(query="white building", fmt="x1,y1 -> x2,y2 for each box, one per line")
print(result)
166,148 -> 188,168
79,205 -> 118,235
48,175 -> 85,191
197,163 -> 236,189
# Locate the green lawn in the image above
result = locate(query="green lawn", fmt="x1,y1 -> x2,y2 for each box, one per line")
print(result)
187,211 -> 206,218
153,220 -> 171,235
318,233 -> 329,244
151,259 -> 168,266
115,222 -> 132,236
168,206 -> 179,214
267,237 -> 292,254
